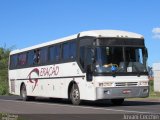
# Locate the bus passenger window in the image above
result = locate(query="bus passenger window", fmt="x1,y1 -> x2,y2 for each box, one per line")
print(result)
70,42 -> 76,59
10,55 -> 18,69
39,47 -> 48,65
49,45 -> 60,63
49,46 -> 55,63
63,43 -> 69,60
62,41 -> 76,61
18,53 -> 27,67
27,50 -> 34,66
55,45 -> 61,62
33,49 -> 40,65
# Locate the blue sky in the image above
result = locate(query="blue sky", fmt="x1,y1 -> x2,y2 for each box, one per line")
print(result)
0,0 -> 160,66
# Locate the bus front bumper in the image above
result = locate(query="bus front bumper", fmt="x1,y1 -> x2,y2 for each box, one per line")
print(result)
96,86 -> 149,100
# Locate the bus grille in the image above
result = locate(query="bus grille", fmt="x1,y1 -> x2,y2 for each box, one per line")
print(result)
115,82 -> 138,87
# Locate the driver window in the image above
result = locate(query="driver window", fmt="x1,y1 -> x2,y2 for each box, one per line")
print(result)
85,47 -> 93,70
85,47 -> 94,81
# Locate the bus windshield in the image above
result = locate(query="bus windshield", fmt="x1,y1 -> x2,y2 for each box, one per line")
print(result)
95,46 -> 147,74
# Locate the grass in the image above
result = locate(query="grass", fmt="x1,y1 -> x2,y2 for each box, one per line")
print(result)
149,80 -> 160,98
0,113 -> 25,120
127,80 -> 160,101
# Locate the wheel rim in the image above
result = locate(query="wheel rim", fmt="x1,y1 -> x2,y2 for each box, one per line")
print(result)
72,89 -> 79,102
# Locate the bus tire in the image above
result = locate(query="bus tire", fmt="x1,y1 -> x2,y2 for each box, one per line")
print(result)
70,84 -> 81,105
111,98 -> 124,105
20,84 -> 31,101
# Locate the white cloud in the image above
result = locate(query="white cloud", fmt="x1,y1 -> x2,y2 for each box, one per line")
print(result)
152,27 -> 160,39
152,28 -> 160,33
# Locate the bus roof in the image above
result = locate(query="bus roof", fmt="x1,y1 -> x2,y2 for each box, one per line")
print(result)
10,30 -> 144,55
80,30 -> 143,38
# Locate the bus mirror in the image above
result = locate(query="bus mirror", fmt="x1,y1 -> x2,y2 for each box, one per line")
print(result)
145,47 -> 148,59
91,48 -> 95,63
86,65 -> 93,81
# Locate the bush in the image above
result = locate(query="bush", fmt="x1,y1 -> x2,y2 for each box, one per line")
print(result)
0,80 -> 8,95
149,80 -> 154,92
149,80 -> 160,97
0,46 -> 11,95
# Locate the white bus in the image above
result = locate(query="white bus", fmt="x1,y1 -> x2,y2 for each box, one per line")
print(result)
9,30 -> 149,105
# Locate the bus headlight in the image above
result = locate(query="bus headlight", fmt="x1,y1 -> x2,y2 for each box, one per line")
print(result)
139,81 -> 148,86
98,82 -> 113,87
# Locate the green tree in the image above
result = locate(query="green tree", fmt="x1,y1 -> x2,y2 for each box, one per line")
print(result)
0,46 -> 11,95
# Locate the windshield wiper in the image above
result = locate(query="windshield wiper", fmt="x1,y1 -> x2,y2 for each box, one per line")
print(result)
111,66 -> 125,77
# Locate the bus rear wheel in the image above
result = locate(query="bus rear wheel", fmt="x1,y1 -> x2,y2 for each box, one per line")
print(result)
20,84 -> 34,101
20,84 -> 28,101
70,84 -> 81,105
111,98 -> 124,105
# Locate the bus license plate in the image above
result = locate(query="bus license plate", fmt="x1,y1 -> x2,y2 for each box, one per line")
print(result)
122,89 -> 131,94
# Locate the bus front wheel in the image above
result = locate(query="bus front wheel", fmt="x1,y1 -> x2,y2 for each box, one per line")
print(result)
70,84 -> 81,105
111,98 -> 124,105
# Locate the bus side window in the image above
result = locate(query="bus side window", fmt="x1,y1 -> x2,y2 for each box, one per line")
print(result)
55,45 -> 61,62
69,41 -> 76,59
18,53 -> 27,67
27,50 -> 34,66
49,45 -> 61,63
85,47 -> 94,81
62,42 -> 70,60
33,49 -> 40,65
79,46 -> 85,69
62,41 -> 76,61
40,47 -> 48,65
10,55 -> 18,69
49,46 -> 55,63
85,47 -> 93,69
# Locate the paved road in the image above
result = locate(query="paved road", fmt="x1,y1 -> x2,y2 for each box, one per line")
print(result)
0,96 -> 160,120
